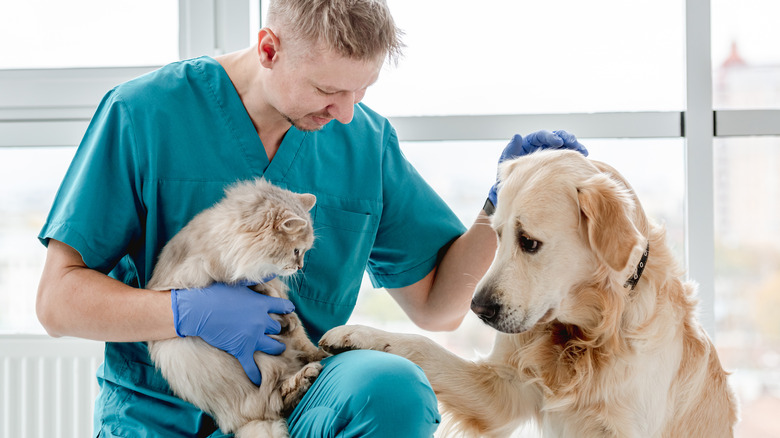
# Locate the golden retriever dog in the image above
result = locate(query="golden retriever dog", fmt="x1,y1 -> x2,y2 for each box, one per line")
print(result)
320,150 -> 738,437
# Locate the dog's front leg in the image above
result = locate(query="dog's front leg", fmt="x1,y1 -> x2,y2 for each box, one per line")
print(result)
320,325 -> 540,437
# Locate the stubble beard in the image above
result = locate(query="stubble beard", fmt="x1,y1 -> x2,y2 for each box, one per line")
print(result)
283,113 -> 328,133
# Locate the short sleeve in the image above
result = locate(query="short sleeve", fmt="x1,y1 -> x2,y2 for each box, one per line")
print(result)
38,90 -> 144,274
366,130 -> 466,289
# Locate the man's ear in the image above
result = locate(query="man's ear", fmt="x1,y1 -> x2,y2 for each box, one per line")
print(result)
257,28 -> 280,67
578,173 -> 644,272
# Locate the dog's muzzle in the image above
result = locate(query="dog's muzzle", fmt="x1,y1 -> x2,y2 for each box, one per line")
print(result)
471,298 -> 501,324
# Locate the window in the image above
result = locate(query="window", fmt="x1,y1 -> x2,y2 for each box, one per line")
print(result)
0,147 -> 76,333
0,0 -> 252,334
365,0 -> 685,116
712,0 -> 780,109
713,137 -> 780,436
0,0 -> 180,334
0,0 -> 179,69
710,2 -> 780,435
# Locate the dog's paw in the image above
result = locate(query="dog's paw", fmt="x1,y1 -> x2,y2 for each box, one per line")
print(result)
318,325 -> 391,355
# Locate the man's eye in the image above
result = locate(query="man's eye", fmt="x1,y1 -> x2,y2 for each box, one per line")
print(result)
518,234 -> 541,254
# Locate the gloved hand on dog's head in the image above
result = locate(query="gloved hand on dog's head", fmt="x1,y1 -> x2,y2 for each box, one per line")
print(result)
485,130 -> 588,213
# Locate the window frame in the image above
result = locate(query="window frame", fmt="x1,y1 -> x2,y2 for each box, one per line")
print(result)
1,0 -> 780,337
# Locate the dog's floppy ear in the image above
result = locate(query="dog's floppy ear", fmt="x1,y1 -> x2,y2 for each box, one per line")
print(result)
578,173 -> 644,272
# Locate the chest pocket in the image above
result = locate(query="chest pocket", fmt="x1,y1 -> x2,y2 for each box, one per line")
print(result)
298,203 -> 378,306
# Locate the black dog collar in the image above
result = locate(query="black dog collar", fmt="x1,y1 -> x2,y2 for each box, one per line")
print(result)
624,243 -> 649,290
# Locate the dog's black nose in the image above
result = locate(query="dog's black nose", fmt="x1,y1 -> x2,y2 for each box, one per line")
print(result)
471,300 -> 500,323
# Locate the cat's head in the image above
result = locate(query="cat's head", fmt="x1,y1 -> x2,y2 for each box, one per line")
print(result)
217,179 -> 316,282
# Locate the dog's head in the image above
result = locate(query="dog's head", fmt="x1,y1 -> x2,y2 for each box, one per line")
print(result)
472,150 -> 650,333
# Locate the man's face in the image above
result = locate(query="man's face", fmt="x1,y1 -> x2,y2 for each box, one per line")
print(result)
267,47 -> 384,132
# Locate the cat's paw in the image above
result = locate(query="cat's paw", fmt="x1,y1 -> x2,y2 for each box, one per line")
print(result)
280,362 -> 323,416
318,325 -> 391,355
278,313 -> 297,335
235,419 -> 288,438
304,348 -> 331,362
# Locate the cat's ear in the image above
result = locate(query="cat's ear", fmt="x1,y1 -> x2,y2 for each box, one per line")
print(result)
299,193 -> 316,211
278,216 -> 308,233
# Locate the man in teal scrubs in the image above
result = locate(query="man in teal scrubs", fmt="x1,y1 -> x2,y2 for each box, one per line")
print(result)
37,1 -> 586,436
36,1 -> 498,436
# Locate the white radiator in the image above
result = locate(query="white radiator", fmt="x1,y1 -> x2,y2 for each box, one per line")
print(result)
1,335 -> 103,438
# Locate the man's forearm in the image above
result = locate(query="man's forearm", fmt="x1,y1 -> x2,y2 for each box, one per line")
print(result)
424,210 -> 497,330
36,239 -> 177,342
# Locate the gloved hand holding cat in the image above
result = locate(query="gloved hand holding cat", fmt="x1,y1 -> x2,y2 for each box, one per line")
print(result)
171,279 -> 296,386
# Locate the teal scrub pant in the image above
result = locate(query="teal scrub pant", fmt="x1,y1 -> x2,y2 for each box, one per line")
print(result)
211,350 -> 440,438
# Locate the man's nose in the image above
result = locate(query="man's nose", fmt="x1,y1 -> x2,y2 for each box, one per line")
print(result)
328,92 -> 358,124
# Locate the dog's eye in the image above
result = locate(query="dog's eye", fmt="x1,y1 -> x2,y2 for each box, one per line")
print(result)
294,248 -> 300,256
518,234 -> 541,254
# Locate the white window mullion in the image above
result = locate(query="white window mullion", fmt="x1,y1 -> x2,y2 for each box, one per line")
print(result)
390,112 -> 682,142
178,0 -> 217,60
178,0 -> 253,59
215,0 -> 256,54
684,0 -> 716,336
715,109 -> 780,136
0,67 -> 157,148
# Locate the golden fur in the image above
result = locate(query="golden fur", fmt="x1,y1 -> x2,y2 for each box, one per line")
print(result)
320,150 -> 738,437
147,179 -> 328,438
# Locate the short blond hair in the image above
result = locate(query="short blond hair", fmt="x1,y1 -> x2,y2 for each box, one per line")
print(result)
266,0 -> 404,64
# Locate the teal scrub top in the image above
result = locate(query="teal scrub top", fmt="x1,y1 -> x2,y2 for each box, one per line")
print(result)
39,57 -> 465,436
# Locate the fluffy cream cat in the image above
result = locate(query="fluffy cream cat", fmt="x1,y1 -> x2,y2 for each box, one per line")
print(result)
147,178 -> 328,438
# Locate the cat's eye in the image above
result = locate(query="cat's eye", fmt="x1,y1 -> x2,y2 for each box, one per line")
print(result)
518,233 -> 541,254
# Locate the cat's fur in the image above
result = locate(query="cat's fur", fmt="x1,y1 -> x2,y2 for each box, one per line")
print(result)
147,178 -> 328,438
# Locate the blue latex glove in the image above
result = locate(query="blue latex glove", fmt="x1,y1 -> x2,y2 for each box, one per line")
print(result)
487,130 -> 588,209
171,280 -> 295,386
